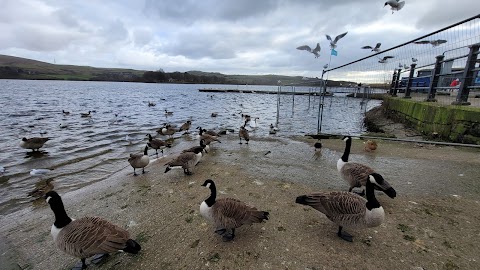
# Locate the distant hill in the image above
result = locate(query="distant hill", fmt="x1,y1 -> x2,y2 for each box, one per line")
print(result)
0,54 -> 353,86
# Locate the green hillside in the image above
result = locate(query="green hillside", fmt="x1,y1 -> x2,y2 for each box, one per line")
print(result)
0,54 -> 353,86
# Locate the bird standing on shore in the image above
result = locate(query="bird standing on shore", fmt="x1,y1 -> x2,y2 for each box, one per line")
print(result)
45,191 -> 141,269
338,136 -> 396,198
128,146 -> 149,176
200,179 -> 269,242
295,173 -> 386,242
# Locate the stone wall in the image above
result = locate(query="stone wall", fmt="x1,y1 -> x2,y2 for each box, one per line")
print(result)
382,98 -> 480,144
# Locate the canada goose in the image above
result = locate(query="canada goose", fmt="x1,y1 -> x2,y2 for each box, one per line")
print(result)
146,134 -> 171,157
62,110 -> 70,115
239,126 -> 250,144
164,110 -> 173,116
182,139 -> 208,154
269,124 -> 278,135
295,173 -> 386,242
200,179 -> 269,241
128,146 -> 149,176
364,140 -> 378,152
202,128 -> 221,138
20,137 -> 49,151
211,112 -> 218,117
164,147 -> 203,175
161,124 -> 177,138
148,101 -> 156,107
241,114 -> 251,123
45,191 -> 141,269
197,127 -> 221,146
28,178 -> 54,198
80,111 -> 91,118
338,136 -> 396,198
178,120 -> 192,134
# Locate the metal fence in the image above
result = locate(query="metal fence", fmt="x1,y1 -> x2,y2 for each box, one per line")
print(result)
324,14 -> 480,107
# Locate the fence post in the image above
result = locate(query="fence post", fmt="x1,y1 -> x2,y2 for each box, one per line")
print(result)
426,55 -> 445,102
452,43 -> 479,105
393,68 -> 401,97
389,70 -> 397,95
404,63 -> 416,99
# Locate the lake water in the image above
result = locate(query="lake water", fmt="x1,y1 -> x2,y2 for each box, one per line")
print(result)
0,80 -> 382,215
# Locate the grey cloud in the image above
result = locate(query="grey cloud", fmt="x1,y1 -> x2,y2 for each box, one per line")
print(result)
100,19 -> 128,43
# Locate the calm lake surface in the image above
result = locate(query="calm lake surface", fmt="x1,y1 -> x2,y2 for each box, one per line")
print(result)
0,80 -> 382,215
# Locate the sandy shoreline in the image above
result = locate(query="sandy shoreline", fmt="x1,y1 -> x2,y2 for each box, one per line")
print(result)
1,136 -> 479,270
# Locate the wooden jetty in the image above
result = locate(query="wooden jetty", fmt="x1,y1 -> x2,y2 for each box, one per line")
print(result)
199,88 -> 332,96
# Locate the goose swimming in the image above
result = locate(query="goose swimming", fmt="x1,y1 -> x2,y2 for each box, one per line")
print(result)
20,137 -> 49,151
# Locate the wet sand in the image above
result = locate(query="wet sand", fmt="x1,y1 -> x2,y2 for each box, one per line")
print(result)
1,136 -> 479,270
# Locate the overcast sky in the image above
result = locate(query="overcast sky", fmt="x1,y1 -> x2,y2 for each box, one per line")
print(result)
0,0 -> 478,78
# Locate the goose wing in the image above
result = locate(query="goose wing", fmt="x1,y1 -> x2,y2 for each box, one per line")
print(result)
213,198 -> 262,228
297,191 -> 367,225
166,152 -> 195,167
57,217 -> 130,258
340,162 -> 375,187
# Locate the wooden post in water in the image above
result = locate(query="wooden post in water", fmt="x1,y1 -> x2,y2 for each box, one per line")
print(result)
392,68 -> 401,97
426,55 -> 445,102
404,63 -> 416,99
389,70 -> 397,95
452,43 -> 479,105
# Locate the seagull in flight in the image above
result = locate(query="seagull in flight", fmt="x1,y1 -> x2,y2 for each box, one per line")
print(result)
384,0 -> 405,14
378,56 -> 394,63
326,32 -> 348,49
361,43 -> 382,52
412,57 -> 418,62
323,64 -> 329,69
296,43 -> 321,58
414,39 -> 447,47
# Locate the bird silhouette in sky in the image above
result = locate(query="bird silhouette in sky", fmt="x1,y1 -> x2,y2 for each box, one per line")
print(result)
414,39 -> 447,47
384,0 -> 405,14
412,57 -> 418,62
361,43 -> 382,52
325,32 -> 348,49
296,43 -> 321,58
378,56 -> 394,63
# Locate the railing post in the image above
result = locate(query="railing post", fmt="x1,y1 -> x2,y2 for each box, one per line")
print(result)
393,68 -> 401,97
404,63 -> 416,99
426,55 -> 445,102
389,70 -> 397,95
452,43 -> 479,105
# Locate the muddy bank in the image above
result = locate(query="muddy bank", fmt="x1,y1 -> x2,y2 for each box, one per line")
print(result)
1,136 -> 479,270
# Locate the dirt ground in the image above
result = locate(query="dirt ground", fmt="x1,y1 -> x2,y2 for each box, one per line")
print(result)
1,135 -> 479,270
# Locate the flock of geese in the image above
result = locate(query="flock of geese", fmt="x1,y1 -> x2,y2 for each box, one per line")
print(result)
41,129 -> 396,268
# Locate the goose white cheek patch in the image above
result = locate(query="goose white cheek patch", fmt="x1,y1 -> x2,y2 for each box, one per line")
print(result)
46,196 -> 51,203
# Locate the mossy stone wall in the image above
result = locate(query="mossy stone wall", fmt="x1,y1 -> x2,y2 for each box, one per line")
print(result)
383,98 -> 480,144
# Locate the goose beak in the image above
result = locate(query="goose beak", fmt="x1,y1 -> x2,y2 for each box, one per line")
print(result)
384,187 -> 397,198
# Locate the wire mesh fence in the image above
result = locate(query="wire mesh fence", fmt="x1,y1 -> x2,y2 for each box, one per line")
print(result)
324,14 -> 480,107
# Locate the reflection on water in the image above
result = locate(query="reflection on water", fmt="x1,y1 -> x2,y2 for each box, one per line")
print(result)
0,80 -> 381,215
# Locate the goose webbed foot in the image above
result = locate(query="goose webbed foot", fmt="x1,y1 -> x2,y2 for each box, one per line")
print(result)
222,232 -> 235,242
337,226 -> 353,242
215,228 -> 227,236
133,169 -> 138,176
91,253 -> 109,265
72,259 -> 87,270
142,168 -> 147,174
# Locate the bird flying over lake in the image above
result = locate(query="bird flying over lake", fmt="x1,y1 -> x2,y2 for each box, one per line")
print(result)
384,0 -> 405,14
414,39 -> 447,47
296,43 -> 321,58
361,43 -> 381,52
378,56 -> 394,63
326,32 -> 348,49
